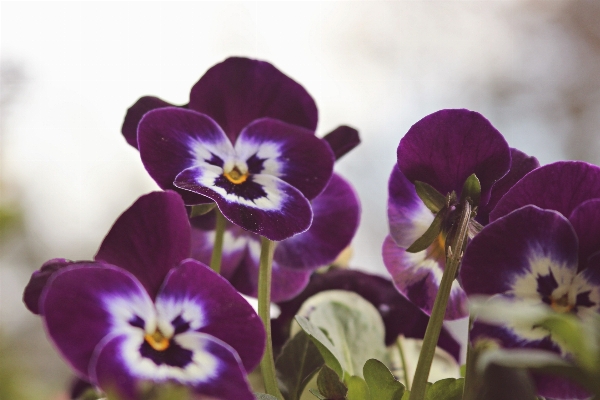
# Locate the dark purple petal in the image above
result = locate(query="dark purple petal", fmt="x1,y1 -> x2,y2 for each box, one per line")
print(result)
69,377 -> 93,400
490,161 -> 600,222
237,118 -> 335,200
91,332 -> 254,400
322,125 -> 360,160
121,96 -> 180,149
274,173 -> 360,270
41,264 -> 152,379
23,258 -> 78,315
382,235 -> 468,320
574,254 -> 600,315
461,206 -> 579,297
387,165 -> 435,249
157,260 -> 265,372
568,199 -> 600,270
175,167 -> 313,241
95,191 -> 191,299
138,107 -> 230,205
272,268 -> 461,361
188,57 -> 318,143
397,109 -> 510,206
477,148 -> 540,225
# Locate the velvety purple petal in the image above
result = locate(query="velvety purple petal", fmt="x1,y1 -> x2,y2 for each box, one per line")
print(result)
274,173 -> 360,270
272,268 -> 461,361
121,96 -> 180,149
138,107 -> 232,205
387,165 -> 435,248
382,235 -> 468,320
156,260 -> 265,372
91,332 -> 254,400
236,118 -> 335,200
175,167 -> 313,241
322,125 -> 360,160
490,161 -> 600,222
568,199 -> 600,270
574,254 -> 600,315
188,57 -> 318,143
23,258 -> 78,315
477,148 -> 539,225
461,206 -> 579,297
41,264 -> 153,379
397,109 -> 510,206
95,191 -> 191,299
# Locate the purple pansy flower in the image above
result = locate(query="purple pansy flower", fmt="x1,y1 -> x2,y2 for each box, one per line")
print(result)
460,161 -> 600,399
383,109 -> 538,320
123,57 -> 359,241
189,173 -> 361,302
23,191 -> 264,400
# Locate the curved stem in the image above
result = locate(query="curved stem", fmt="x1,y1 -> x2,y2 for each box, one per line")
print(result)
209,209 -> 226,274
409,200 -> 471,400
397,336 -> 411,390
258,237 -> 283,399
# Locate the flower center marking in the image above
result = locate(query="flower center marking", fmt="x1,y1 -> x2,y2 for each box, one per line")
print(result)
224,166 -> 249,184
144,329 -> 170,351
550,293 -> 573,313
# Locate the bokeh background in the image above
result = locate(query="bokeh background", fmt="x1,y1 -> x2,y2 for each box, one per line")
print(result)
2,1 -> 600,398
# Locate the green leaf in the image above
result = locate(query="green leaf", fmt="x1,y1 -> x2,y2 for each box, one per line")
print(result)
346,375 -> 370,400
414,181 -> 446,213
255,394 -> 280,400
189,202 -> 216,217
276,330 -> 325,400
460,174 -> 481,207
296,315 -> 345,378
538,313 -> 594,369
296,290 -> 387,378
317,365 -> 348,400
425,378 -> 464,400
406,210 -> 444,253
363,359 -> 405,400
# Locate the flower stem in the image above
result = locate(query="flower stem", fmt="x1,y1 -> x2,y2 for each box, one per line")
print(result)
409,200 -> 471,400
462,318 -> 476,400
258,236 -> 283,399
397,336 -> 411,389
209,209 -> 226,274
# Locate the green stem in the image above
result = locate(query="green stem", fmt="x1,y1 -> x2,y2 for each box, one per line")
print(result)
397,336 -> 411,390
209,209 -> 226,274
258,237 -> 283,399
409,200 -> 472,400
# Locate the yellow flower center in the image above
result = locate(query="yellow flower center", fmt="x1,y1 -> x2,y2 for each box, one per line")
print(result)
223,167 -> 249,184
144,329 -> 170,351
550,293 -> 573,314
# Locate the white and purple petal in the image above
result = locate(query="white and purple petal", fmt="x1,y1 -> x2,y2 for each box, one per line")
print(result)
382,235 -> 468,320
188,57 -> 318,143
156,260 -> 265,372
397,109 -> 511,206
236,118 -> 335,200
95,191 -> 191,299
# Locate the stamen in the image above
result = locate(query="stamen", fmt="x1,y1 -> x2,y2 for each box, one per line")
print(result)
550,294 -> 573,313
144,329 -> 170,351
223,166 -> 249,184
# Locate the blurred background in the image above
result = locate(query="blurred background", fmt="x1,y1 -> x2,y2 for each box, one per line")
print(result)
2,1 -> 600,398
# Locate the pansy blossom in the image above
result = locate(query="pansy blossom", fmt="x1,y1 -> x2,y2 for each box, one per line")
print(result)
23,191 -> 265,400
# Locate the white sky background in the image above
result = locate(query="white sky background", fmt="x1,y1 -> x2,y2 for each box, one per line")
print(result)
2,1 -> 597,392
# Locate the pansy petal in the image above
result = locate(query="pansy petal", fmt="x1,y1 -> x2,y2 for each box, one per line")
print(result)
568,199 -> 600,269
23,258 -> 77,315
91,332 -> 254,400
397,109 -> 510,205
236,118 -> 335,200
156,260 -> 264,372
41,264 -> 153,378
95,191 -> 191,299
387,165 -> 435,249
272,268 -> 461,361
121,96 -> 180,149
175,167 -> 312,241
574,253 -> 600,316
188,57 -> 318,143
477,148 -> 539,225
274,173 -> 360,270
382,235 -> 468,320
322,125 -> 360,160
138,107 -> 233,205
490,161 -> 600,222
461,206 -> 579,297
